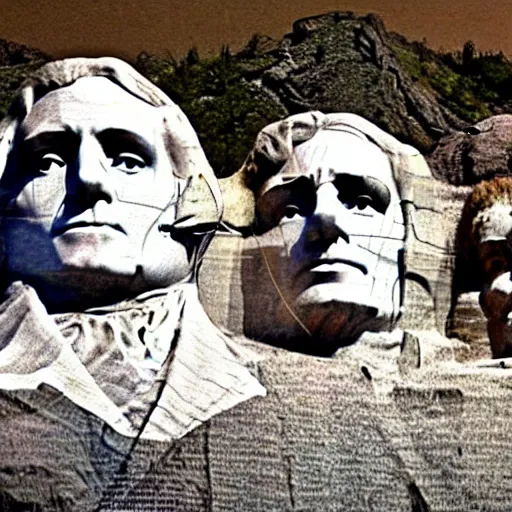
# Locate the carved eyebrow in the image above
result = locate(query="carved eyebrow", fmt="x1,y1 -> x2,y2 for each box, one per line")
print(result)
21,130 -> 77,153
96,129 -> 154,163
17,131 -> 79,170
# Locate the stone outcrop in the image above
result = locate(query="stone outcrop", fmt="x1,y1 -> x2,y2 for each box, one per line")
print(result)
0,40 -> 50,118
238,12 -> 465,153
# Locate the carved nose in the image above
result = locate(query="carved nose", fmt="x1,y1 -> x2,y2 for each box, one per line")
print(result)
305,183 -> 350,247
305,212 -> 349,248
69,139 -> 115,204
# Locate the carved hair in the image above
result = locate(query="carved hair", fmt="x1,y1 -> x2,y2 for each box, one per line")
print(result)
460,177 -> 512,248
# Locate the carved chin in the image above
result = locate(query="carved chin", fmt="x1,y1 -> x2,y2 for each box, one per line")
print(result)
276,284 -> 395,350
54,231 -> 138,277
293,282 -> 375,308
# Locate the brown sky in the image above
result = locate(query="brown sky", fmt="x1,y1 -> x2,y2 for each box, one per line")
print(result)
1,0 -> 511,61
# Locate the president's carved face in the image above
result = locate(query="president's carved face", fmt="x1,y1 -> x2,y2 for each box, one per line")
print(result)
247,130 -> 404,354
1,77 -> 192,310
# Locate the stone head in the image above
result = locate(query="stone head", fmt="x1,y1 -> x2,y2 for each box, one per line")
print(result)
224,112 -> 429,355
460,177 -> 512,357
0,58 -> 222,311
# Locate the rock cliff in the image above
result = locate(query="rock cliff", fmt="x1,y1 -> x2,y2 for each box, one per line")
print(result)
3,14 -> 511,179
238,12 -> 464,153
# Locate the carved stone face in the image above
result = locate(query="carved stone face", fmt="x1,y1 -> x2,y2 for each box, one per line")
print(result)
1,77 -> 192,310
475,202 -> 512,357
249,130 -> 404,352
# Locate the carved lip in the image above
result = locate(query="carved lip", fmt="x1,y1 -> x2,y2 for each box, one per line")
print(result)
297,258 -> 368,277
52,221 -> 125,237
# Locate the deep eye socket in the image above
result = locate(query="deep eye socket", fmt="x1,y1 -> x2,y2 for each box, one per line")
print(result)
255,180 -> 316,233
335,175 -> 390,214
338,193 -> 355,209
339,195 -> 374,211
356,194 -> 373,210
111,152 -> 147,174
39,153 -> 66,174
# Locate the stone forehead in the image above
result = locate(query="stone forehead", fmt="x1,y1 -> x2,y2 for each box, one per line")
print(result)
295,128 -> 389,162
24,77 -> 161,126
46,76 -> 154,105
289,130 -> 397,192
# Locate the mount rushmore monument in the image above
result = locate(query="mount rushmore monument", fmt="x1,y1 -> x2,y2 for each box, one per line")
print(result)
1,14 -> 512,511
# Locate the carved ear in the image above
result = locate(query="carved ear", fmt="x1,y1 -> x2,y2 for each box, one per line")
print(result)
172,172 -> 221,234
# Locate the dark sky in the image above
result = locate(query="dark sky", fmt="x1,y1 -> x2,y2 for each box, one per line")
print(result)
1,0 -> 511,61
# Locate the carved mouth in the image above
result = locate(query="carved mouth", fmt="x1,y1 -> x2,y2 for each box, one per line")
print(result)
297,259 -> 368,277
52,221 -> 125,237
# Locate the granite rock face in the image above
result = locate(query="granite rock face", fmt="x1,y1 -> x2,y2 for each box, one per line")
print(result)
1,34 -> 512,512
427,114 -> 512,185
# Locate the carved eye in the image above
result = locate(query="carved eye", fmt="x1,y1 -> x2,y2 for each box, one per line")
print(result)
39,153 -> 66,174
338,194 -> 354,209
112,153 -> 147,174
335,175 -> 390,214
284,205 -> 301,218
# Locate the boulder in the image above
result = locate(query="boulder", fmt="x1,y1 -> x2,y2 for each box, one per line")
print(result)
427,114 -> 512,185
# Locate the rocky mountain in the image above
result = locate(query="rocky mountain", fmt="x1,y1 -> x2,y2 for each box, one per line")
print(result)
237,13 -> 464,152
427,114 -> 512,185
0,38 -> 49,66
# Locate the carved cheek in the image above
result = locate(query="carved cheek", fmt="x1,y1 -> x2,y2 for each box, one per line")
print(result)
10,170 -> 66,225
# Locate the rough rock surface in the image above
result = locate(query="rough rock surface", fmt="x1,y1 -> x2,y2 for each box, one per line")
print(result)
3,334 -> 512,511
427,114 -> 512,185
0,15 -> 480,177
204,172 -> 477,352
239,12 -> 464,153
